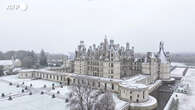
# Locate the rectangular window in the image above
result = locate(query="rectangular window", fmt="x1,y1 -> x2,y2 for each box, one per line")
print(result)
111,63 -> 114,67
111,70 -> 113,74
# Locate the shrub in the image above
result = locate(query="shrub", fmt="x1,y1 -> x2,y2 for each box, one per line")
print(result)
8,96 -> 12,100
41,91 -> 44,95
9,82 -> 12,86
1,93 -> 5,97
52,94 -> 55,98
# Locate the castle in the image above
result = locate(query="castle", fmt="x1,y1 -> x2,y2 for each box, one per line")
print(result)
74,37 -> 136,79
18,38 -> 172,110
74,37 -> 171,82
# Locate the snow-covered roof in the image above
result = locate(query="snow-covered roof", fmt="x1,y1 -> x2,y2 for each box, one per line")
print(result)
0,60 -> 13,66
170,68 -> 186,78
119,75 -> 149,90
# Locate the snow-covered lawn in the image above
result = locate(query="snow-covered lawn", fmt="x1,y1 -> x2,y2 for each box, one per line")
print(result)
178,73 -> 195,110
0,75 -> 31,84
0,82 -> 21,95
0,75 -> 60,88
0,94 -> 69,110
171,62 -> 186,66
185,69 -> 195,77
50,86 -> 72,96
171,68 -> 186,78
0,75 -> 71,110
24,80 -> 60,88
166,69 -> 195,110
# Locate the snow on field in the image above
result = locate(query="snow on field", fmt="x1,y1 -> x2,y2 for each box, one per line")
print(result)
50,86 -> 72,96
0,75 -> 71,110
24,80 -> 60,88
171,68 -> 186,78
0,75 -> 31,84
0,94 -> 69,110
172,69 -> 195,110
0,82 -> 21,95
185,69 -> 195,77
171,62 -> 186,66
0,75 -> 60,88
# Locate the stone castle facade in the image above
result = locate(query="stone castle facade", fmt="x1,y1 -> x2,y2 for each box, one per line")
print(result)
74,37 -> 171,82
74,37 -> 139,79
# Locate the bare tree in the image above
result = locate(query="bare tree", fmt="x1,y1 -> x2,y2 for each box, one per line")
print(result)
68,84 -> 102,110
94,91 -> 116,110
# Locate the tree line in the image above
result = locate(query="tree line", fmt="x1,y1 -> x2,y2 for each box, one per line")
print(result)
0,50 -> 48,68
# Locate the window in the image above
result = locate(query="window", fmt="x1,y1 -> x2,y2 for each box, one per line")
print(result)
130,96 -> 132,101
111,70 -> 113,74
92,81 -> 95,86
78,80 -> 80,84
111,63 -> 114,67
73,79 -> 75,83
111,53 -> 113,57
57,76 -> 59,80
143,91 -> 145,99
105,83 -> 107,89
112,84 -> 114,90
137,94 -> 139,98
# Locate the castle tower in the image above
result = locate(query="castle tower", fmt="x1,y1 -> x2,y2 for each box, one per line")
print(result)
157,41 -> 171,80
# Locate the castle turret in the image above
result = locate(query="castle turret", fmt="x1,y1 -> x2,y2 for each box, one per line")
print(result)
157,41 -> 171,81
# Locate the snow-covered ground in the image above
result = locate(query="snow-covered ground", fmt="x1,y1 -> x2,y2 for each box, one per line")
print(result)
171,68 -> 186,78
50,86 -> 72,96
24,80 -> 60,88
165,68 -> 195,110
178,69 -> 195,110
0,94 -> 69,110
0,82 -> 21,95
171,62 -> 186,66
0,75 -> 31,84
0,75 -> 70,110
185,69 -> 195,77
0,75 -> 60,88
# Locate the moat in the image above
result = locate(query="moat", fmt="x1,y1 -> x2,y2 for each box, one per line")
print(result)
151,81 -> 179,110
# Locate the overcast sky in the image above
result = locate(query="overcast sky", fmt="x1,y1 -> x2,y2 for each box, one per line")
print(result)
0,0 -> 195,54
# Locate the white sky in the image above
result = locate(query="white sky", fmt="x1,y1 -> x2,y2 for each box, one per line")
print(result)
0,0 -> 195,54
